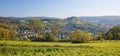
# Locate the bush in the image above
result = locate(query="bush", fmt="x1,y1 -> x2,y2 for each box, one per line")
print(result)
51,37 -> 59,42
23,38 -> 31,41
70,30 -> 92,43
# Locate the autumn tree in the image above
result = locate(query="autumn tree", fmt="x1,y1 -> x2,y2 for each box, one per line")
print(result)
0,27 -> 10,40
0,17 -> 18,40
84,31 -> 92,42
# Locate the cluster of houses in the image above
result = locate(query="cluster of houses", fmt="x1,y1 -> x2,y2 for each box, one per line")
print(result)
16,28 -> 70,40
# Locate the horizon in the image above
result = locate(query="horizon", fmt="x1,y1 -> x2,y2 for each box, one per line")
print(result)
1,0 -> 120,18
2,15 -> 120,18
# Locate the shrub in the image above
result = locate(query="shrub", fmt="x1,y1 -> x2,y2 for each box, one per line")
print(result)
51,37 -> 59,42
70,30 -> 92,43
23,38 -> 31,41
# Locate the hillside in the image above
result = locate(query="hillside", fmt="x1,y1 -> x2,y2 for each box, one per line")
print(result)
64,16 -> 120,34
78,16 -> 120,24
8,16 -> 120,34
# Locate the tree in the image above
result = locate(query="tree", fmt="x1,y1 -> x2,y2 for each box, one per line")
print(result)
0,27 -> 10,40
70,30 -> 92,43
43,23 -> 60,41
106,26 -> 120,40
28,18 -> 45,38
117,33 -> 120,40
99,32 -> 105,42
107,32 -> 113,41
0,17 -> 18,40
70,30 -> 83,43
84,31 -> 92,42
48,23 -> 60,37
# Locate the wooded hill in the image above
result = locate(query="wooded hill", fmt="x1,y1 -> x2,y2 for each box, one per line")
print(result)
0,16 -> 120,42
8,16 -> 120,34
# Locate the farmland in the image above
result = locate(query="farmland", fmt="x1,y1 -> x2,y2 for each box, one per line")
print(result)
1,0 -> 120,56
0,40 -> 120,56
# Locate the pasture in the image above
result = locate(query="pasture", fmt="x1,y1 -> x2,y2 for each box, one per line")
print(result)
0,40 -> 120,56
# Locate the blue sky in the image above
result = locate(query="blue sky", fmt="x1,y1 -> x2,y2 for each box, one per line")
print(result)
0,0 -> 120,18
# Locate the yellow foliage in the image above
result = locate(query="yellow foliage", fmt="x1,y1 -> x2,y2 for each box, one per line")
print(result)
0,27 -> 10,40
70,30 -> 92,43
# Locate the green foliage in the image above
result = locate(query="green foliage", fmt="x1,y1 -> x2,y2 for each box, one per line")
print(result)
50,37 -> 59,42
106,26 -> 120,40
47,23 -> 60,37
70,30 -> 92,43
98,32 -> 105,42
43,33 -> 51,41
107,32 -> 113,41
28,18 -> 45,38
23,38 -> 31,41
42,33 -> 59,42
29,18 -> 45,32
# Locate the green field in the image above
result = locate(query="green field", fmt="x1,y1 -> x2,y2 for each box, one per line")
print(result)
0,40 -> 120,56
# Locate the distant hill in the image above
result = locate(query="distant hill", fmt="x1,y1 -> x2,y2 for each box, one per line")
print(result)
8,16 -> 120,24
0,17 -> 19,24
6,16 -> 120,34
78,16 -> 120,24
8,16 -> 60,20
0,17 -> 20,29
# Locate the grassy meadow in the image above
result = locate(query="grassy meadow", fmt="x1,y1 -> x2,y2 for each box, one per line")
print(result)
0,40 -> 120,56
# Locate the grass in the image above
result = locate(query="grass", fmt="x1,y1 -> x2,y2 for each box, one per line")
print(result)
0,40 -> 120,56
0,40 -> 120,47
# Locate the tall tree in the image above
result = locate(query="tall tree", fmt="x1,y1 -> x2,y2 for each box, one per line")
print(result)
28,18 -> 45,38
99,32 -> 105,42
43,23 -> 60,41
107,32 -> 113,41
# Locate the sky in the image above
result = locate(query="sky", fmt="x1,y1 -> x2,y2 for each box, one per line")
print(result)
0,0 -> 120,18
